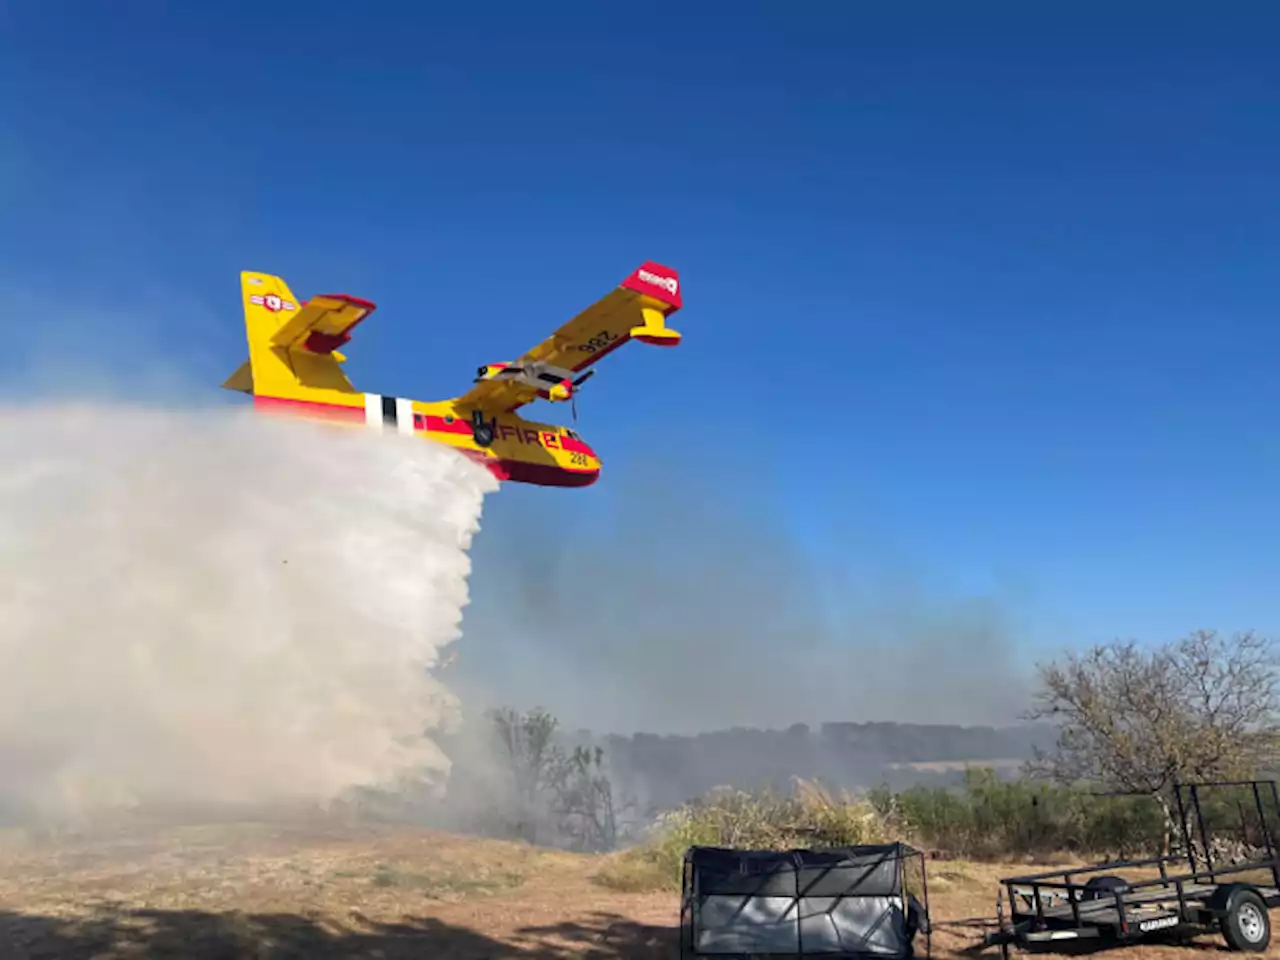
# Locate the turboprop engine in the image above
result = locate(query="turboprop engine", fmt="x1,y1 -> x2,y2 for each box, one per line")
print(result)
474,361 -> 594,401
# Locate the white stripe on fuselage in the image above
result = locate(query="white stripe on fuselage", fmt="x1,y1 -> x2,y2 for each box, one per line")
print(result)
364,393 -> 383,430
396,397 -> 414,435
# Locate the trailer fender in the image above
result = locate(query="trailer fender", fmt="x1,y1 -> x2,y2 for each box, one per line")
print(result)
1206,883 -> 1261,917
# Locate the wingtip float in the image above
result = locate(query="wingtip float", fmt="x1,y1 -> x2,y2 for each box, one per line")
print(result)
221,261 -> 684,488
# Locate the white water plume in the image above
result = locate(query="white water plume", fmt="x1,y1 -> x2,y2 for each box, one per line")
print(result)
0,401 -> 498,825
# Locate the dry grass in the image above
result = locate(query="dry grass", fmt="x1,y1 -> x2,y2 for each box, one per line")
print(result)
886,759 -> 1025,772
0,821 -> 1278,958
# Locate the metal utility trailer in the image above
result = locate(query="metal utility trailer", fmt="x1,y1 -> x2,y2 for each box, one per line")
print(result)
986,780 -> 1280,954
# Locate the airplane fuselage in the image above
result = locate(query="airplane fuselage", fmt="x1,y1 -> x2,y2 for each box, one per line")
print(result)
254,392 -> 600,487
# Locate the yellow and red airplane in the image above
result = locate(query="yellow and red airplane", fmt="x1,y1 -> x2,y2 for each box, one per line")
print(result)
221,261 -> 684,487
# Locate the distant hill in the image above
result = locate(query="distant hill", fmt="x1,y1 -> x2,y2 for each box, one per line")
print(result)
570,720 -> 1057,814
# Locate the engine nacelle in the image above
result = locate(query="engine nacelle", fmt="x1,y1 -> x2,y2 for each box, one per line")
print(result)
475,362 -> 513,382
474,361 -> 587,401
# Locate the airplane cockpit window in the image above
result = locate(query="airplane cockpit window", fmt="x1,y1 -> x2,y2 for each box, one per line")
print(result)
537,373 -> 563,384
565,429 -> 580,440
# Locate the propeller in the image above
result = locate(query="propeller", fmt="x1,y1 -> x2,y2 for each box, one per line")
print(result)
568,368 -> 596,419
569,370 -> 594,421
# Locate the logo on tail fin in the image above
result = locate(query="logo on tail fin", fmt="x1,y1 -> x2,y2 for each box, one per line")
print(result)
250,294 -> 297,312
637,270 -> 678,296
621,262 -> 683,309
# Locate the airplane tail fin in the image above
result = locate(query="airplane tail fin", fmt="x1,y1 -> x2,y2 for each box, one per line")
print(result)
221,272 -> 309,398
222,271 -> 370,403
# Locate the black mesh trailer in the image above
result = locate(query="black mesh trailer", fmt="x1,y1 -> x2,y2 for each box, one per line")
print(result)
680,842 -> 931,959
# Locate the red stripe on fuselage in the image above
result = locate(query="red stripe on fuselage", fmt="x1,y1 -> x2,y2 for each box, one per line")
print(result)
422,415 -> 473,436
429,412 -> 596,459
253,395 -> 366,423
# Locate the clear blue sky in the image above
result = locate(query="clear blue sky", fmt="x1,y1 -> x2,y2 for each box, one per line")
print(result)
3,2 -> 1279,674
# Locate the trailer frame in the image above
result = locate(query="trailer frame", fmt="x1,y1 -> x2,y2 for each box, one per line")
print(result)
985,779 -> 1280,954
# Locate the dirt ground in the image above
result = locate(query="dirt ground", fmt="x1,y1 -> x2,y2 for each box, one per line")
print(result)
0,822 -> 1275,959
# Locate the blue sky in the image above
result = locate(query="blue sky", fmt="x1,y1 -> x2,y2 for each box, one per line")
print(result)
3,2 -> 1280,705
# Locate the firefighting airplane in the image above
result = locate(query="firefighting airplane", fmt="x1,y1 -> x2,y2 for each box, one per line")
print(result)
220,261 -> 684,487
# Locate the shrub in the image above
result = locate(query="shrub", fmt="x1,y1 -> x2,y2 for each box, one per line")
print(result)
594,770 -> 1182,892
877,768 -> 1166,861
594,779 -> 888,892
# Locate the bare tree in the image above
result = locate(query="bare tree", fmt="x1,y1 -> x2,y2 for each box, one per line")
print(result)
486,706 -> 562,843
485,707 -> 629,851
547,744 -> 632,852
1024,629 -> 1280,833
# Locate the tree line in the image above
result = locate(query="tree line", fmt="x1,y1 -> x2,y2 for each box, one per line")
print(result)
473,629 -> 1280,859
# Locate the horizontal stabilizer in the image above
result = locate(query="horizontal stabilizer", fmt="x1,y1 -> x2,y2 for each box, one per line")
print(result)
221,359 -> 254,394
270,294 -> 377,354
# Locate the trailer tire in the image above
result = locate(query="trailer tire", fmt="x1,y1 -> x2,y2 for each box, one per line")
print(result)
1081,875 -> 1129,900
1222,888 -> 1270,952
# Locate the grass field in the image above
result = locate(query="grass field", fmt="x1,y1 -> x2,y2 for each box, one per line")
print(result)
0,821 -> 1275,958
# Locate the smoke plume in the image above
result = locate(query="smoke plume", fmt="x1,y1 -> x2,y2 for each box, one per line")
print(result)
454,449 -> 1035,737
0,402 -> 497,825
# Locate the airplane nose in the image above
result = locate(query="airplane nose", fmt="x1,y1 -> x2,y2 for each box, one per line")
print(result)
561,431 -> 598,465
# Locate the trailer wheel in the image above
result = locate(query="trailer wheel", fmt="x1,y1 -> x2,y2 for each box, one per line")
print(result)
1222,888 -> 1270,952
1081,875 -> 1129,900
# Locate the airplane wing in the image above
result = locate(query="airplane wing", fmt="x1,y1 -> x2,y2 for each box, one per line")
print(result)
454,261 -> 683,413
